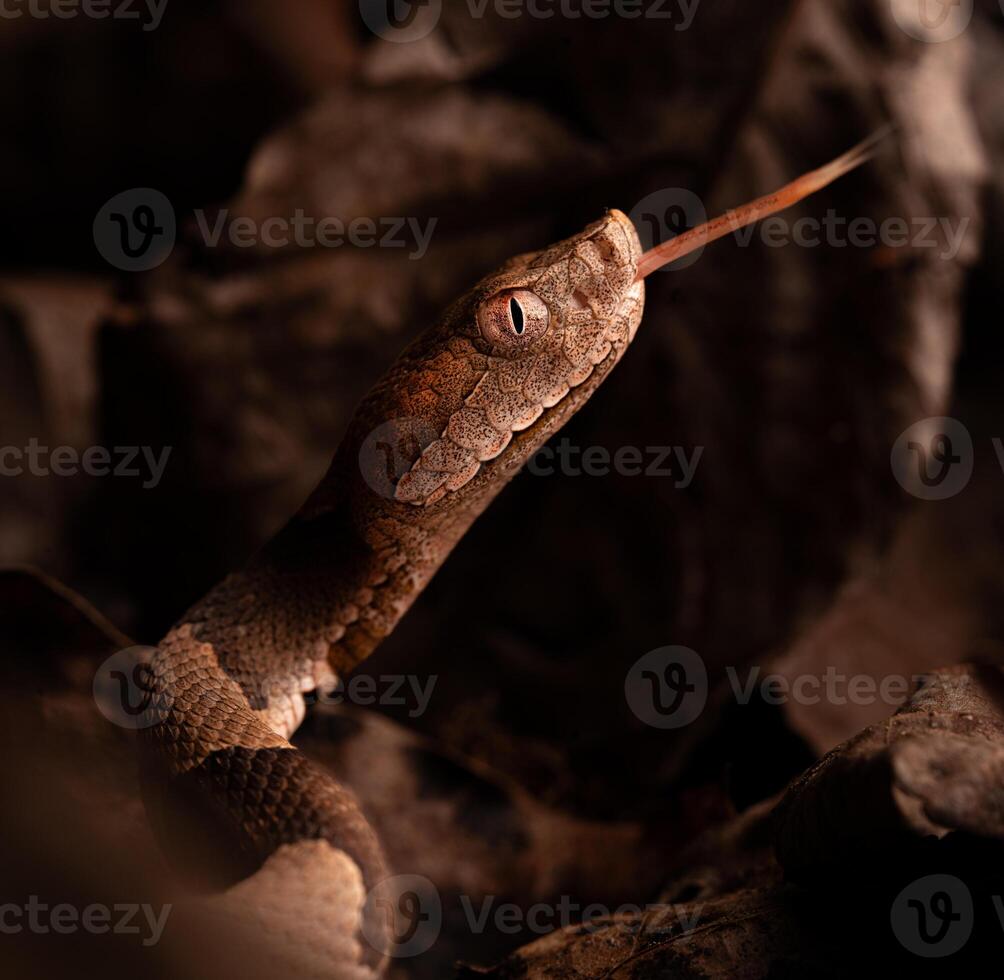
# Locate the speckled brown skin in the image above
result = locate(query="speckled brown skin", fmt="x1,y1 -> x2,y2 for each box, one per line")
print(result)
140,210 -> 644,973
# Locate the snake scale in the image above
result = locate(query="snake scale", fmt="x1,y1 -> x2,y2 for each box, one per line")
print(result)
137,136 -> 877,974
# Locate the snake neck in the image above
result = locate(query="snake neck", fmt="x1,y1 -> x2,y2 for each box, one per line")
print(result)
164,429 -> 496,741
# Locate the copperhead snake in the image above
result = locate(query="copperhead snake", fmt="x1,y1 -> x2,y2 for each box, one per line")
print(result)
137,136 -> 879,975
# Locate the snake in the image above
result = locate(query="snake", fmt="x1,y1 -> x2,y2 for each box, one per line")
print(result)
137,136 -> 879,975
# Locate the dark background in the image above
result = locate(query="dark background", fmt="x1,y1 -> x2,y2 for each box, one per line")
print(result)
2,1 -> 1004,976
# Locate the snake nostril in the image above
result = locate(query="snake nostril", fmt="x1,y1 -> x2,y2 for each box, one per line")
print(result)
569,289 -> 590,311
594,235 -> 617,263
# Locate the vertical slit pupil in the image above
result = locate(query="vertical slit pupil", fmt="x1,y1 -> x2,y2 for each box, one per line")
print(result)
509,296 -> 525,335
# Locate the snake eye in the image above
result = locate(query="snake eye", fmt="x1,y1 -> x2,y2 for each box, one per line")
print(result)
477,289 -> 549,350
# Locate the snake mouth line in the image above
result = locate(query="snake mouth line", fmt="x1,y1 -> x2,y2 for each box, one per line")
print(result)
403,343 -> 625,513
478,341 -> 626,484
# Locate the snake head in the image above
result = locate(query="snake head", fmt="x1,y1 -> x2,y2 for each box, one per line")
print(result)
362,209 -> 644,509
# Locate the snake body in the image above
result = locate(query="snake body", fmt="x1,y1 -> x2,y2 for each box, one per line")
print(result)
140,210 -> 644,972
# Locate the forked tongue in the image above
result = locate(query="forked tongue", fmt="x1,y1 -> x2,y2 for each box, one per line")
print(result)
634,127 -> 893,281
